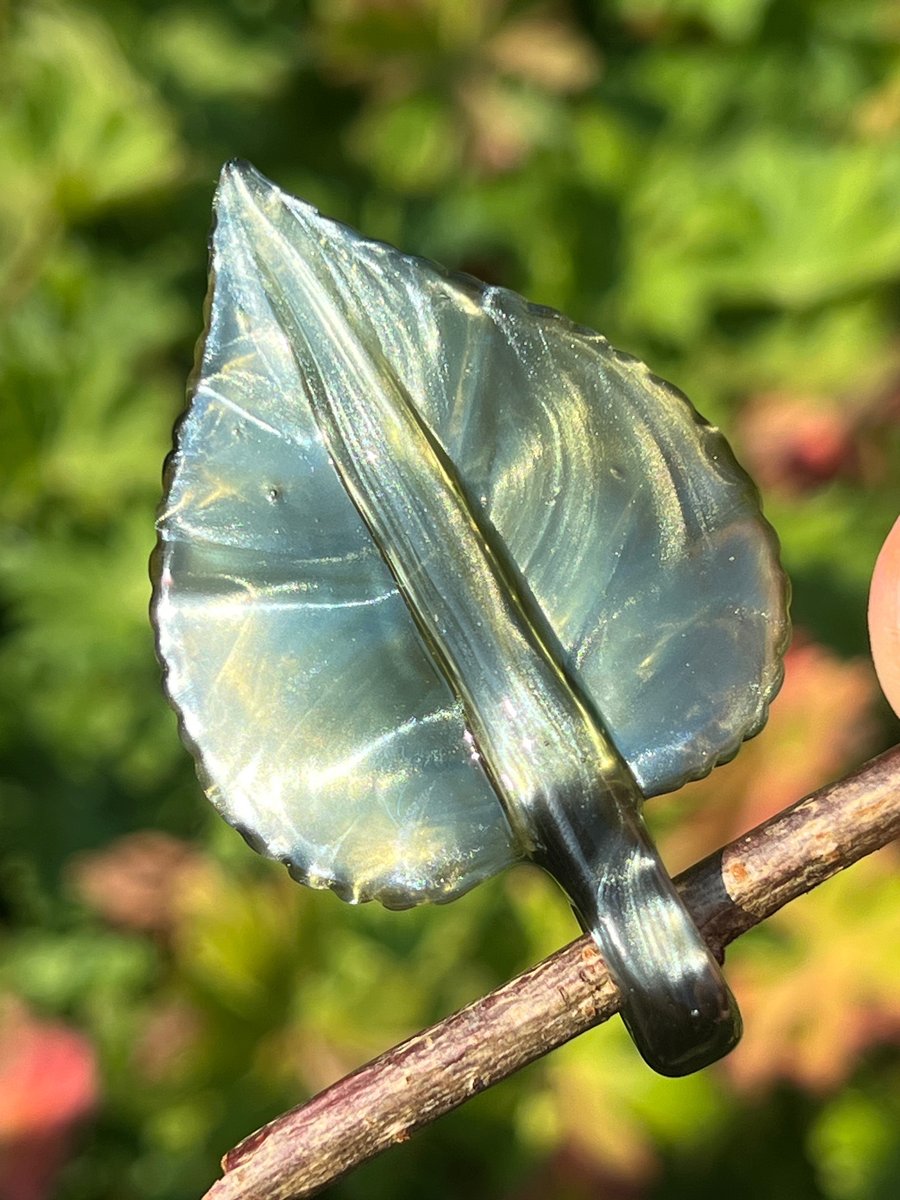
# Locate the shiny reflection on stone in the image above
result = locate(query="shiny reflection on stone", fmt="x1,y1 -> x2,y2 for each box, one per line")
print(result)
151,161 -> 789,1075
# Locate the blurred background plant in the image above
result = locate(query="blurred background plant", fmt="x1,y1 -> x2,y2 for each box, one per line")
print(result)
1,1 -> 899,1198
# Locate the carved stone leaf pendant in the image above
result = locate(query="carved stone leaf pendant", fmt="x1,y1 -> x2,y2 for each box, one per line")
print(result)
152,162 -> 790,1076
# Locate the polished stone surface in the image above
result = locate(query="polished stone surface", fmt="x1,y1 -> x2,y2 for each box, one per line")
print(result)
152,162 -> 789,1073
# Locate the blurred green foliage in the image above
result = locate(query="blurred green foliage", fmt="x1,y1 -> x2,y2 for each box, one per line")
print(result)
1,1 -> 900,1198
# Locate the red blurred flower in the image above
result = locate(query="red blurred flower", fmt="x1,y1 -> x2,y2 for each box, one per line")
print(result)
737,392 -> 859,494
0,999 -> 98,1200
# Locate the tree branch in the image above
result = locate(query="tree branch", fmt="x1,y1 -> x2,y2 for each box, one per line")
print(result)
205,745 -> 900,1200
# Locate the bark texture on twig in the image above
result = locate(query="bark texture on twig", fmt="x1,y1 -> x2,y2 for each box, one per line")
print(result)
205,745 -> 900,1200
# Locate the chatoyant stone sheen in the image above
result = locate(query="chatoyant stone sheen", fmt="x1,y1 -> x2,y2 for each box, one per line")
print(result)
152,161 -> 790,1076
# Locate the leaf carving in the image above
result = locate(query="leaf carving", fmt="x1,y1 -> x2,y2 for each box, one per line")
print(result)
152,162 -> 789,1074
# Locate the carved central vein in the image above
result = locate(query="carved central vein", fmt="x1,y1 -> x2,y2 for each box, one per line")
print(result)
262,251 -> 632,863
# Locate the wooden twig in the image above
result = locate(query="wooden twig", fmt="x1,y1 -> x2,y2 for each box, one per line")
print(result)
205,745 -> 900,1200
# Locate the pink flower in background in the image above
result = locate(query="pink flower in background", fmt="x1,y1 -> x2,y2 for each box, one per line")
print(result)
737,392 -> 859,494
0,999 -> 98,1200
68,830 -> 203,937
